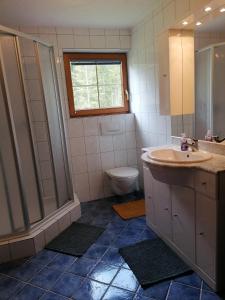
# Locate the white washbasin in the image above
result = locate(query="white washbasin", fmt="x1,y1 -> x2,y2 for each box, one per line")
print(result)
148,148 -> 212,164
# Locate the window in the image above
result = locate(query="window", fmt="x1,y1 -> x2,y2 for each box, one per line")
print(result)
63,53 -> 129,117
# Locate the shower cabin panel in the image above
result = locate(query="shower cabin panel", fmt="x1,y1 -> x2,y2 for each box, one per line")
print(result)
37,44 -> 72,207
213,45 -> 225,137
0,35 -> 42,224
18,36 -> 58,216
0,65 -> 27,234
195,49 -> 212,139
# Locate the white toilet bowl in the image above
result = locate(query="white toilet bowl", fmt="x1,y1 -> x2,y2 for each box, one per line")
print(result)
105,167 -> 139,195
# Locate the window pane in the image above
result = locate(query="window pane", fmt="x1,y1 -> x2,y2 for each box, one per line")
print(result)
73,86 -> 99,110
97,64 -> 122,85
71,64 -> 97,86
99,85 -> 123,108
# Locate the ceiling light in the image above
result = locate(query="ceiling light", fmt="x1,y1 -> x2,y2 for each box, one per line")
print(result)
182,21 -> 188,26
196,21 -> 202,26
220,8 -> 225,12
204,6 -> 212,12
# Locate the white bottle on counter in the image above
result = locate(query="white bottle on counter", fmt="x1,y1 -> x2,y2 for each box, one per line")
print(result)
180,133 -> 188,151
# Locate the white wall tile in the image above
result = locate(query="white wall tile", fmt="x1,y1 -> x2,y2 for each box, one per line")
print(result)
87,154 -> 102,172
106,36 -> 120,48
74,35 -> 90,48
125,132 -> 137,149
27,80 -> 42,100
90,36 -> 106,48
83,117 -> 99,136
90,28 -> 105,35
113,134 -> 126,150
120,36 -> 131,49
38,27 -> 56,34
101,151 -> 115,171
74,173 -> 90,202
30,101 -> 46,122
88,172 -> 104,200
99,136 -> 113,152
85,136 -> 100,154
127,149 -> 138,166
73,28 -> 90,35
70,137 -> 86,156
69,119 -> 84,137
105,29 -> 120,35
57,34 -> 74,49
56,27 -> 73,34
114,150 -> 127,167
72,155 -> 88,174
34,123 -> 48,141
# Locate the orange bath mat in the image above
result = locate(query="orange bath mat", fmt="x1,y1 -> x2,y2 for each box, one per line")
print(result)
112,199 -> 145,220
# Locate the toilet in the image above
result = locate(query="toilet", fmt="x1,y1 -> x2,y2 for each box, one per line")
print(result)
105,167 -> 139,195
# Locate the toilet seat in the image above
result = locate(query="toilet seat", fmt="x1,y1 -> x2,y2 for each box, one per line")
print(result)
106,167 -> 139,179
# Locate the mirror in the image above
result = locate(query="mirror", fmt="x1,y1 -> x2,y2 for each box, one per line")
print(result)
171,13 -> 225,141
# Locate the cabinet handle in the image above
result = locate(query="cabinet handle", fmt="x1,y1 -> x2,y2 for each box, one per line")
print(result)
163,74 -> 167,78
164,208 -> 169,211
148,196 -> 152,199
201,182 -> 207,185
173,214 -> 178,217
199,232 -> 204,236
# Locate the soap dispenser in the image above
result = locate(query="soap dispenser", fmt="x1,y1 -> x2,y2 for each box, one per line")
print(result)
205,129 -> 213,142
181,133 -> 188,151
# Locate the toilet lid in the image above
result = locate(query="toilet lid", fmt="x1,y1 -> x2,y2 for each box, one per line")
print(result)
106,167 -> 139,179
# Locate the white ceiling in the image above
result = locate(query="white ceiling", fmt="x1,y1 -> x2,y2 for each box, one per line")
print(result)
197,14 -> 225,32
0,0 -> 159,29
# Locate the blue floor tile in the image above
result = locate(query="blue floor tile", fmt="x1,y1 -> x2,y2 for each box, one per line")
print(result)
47,253 -> 76,271
68,257 -> 98,277
0,275 -> 25,299
11,284 -> 45,300
201,290 -> 222,300
137,280 -> 171,300
30,267 -> 61,289
89,262 -> 119,284
41,291 -> 69,300
95,230 -> 117,246
111,268 -> 139,292
174,272 -> 202,289
102,286 -> 135,300
101,247 -> 124,267
51,272 -> 83,298
72,278 -> 108,300
113,235 -> 138,248
167,282 -> 200,300
84,243 -> 108,259
1,260 -> 43,281
29,249 -> 57,265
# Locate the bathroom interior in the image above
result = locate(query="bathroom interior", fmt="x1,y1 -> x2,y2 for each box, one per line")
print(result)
1,0 -> 225,299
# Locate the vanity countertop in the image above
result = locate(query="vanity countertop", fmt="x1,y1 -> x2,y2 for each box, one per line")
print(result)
141,145 -> 225,174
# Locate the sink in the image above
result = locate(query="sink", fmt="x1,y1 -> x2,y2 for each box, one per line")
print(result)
148,148 -> 212,164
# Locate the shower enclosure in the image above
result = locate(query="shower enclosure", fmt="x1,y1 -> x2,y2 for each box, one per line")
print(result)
195,43 -> 225,139
0,25 -> 76,243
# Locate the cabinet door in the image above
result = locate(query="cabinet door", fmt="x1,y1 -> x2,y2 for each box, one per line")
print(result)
196,193 -> 216,280
157,31 -> 170,115
172,186 -> 195,262
153,179 -> 172,239
143,165 -> 155,226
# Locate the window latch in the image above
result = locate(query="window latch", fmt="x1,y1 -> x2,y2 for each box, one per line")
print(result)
125,89 -> 129,101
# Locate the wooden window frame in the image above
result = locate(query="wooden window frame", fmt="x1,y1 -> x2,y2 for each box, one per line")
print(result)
63,52 -> 129,117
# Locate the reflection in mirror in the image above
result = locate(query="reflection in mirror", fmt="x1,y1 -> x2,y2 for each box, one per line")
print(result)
171,13 -> 225,142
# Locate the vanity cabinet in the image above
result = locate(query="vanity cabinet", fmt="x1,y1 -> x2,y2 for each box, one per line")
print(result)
171,186 -> 195,263
143,163 -> 223,291
196,193 -> 216,280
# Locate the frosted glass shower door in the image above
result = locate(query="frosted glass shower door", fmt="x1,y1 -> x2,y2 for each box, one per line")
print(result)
0,35 -> 43,225
213,45 -> 225,137
37,44 -> 72,207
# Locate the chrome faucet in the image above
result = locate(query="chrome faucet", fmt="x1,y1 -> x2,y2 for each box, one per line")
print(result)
187,138 -> 199,152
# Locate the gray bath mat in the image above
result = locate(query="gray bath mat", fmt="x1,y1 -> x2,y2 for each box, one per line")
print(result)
119,238 -> 191,287
46,222 -> 105,256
